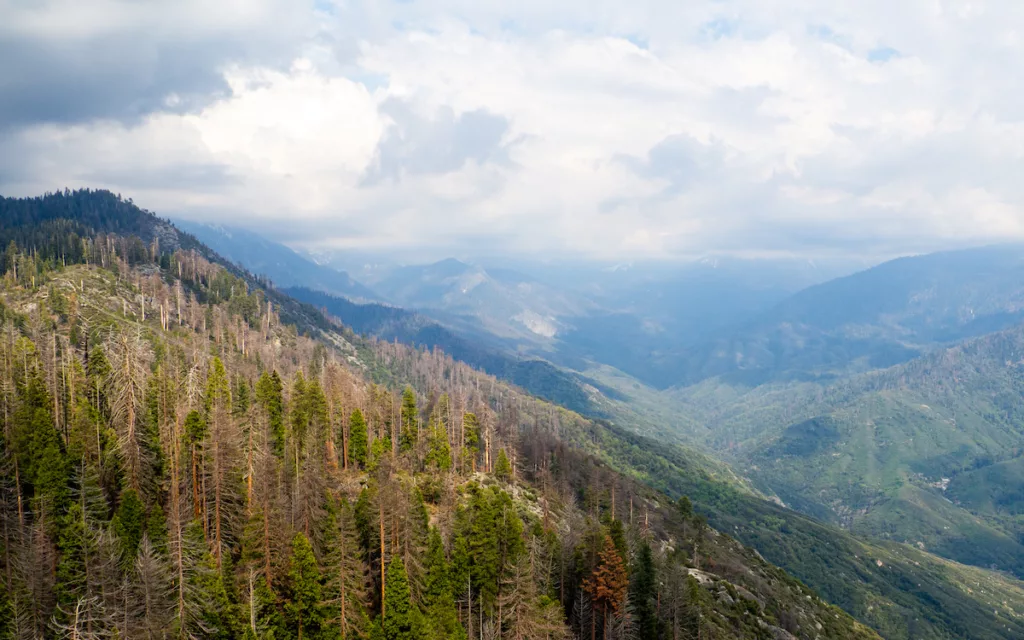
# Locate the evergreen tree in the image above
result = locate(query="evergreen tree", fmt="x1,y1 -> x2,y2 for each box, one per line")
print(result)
422,528 -> 464,640
381,556 -> 413,640
348,409 -> 368,470
462,412 -> 480,472
677,495 -> 693,519
256,370 -> 286,458
631,541 -> 659,640
399,388 -> 417,453
287,532 -> 326,640
147,501 -> 169,555
423,420 -> 451,472
113,488 -> 146,563
494,449 -> 512,482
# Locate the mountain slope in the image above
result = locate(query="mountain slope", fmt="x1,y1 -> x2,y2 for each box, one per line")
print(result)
4,189 -> 1023,639
284,285 -> 609,417
669,245 -> 1024,387
0,204 -> 879,640
666,322 -> 1024,578
176,219 -> 381,302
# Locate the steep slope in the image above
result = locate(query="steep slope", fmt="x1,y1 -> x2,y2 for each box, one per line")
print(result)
175,219 -> 382,302
284,285 -> 607,417
669,245 -> 1024,387
669,323 -> 1024,578
0,253 -> 878,640
3,189 -> 1023,639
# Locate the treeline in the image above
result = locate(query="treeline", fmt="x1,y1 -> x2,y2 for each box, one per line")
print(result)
0,248 -> 816,640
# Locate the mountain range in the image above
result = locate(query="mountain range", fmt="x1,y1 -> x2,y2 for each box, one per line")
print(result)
179,220 -> 1024,586
4,191 -> 1022,638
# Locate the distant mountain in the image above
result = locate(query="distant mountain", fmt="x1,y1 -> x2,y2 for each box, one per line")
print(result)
367,258 -> 595,343
8,188 -> 1024,640
668,245 -> 1024,387
283,286 -> 619,416
343,254 -> 857,387
667,321 -> 1024,579
175,220 -> 382,302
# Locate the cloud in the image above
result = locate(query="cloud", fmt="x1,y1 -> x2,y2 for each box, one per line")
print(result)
2,0 -> 1024,262
0,0 -> 314,128
362,99 -> 512,184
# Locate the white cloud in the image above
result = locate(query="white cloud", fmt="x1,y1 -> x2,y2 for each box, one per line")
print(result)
2,0 -> 1024,261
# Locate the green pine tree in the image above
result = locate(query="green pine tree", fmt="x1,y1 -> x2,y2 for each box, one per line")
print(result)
256,370 -> 286,458
422,528 -> 464,640
494,449 -> 512,481
113,488 -> 146,563
287,532 -> 326,640
424,420 -> 451,472
462,412 -> 480,472
632,541 -> 660,639
348,409 -> 368,469
399,387 -> 418,453
381,556 -> 413,640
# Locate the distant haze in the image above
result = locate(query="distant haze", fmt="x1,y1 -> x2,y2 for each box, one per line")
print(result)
3,1 -> 1024,261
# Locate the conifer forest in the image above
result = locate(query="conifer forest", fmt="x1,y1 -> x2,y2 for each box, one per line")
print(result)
0,191 -> 882,639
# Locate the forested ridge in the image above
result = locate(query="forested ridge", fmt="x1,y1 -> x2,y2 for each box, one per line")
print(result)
0,191 -> 881,639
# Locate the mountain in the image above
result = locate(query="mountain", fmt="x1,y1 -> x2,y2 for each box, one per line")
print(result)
668,245 -> 1024,387
0,188 -> 899,640
146,225 -> 620,418
176,219 -> 382,302
3,189 -> 1024,639
283,285 -> 612,417
367,258 -> 594,343
659,321 -> 1024,580
324,253 -> 858,388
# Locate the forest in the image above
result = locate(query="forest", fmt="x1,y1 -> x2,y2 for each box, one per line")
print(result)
0,192 -> 879,640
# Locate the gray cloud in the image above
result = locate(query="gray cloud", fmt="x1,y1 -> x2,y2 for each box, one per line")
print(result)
3,1 -> 1024,263
82,163 -> 240,192
617,134 -> 726,194
362,99 -> 512,184
0,0 -> 312,129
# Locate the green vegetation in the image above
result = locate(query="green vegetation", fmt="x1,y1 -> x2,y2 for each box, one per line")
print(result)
0,193 -> 881,639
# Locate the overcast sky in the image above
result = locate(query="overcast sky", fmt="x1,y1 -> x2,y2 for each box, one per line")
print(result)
2,0 -> 1023,262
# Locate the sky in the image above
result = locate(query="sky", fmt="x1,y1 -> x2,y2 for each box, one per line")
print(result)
2,0 -> 1024,262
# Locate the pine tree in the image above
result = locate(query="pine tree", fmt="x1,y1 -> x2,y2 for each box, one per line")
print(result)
348,409 -> 368,470
423,420 -> 451,472
256,370 -> 285,459
631,541 -> 659,640
422,528 -> 464,640
381,556 -> 413,640
494,449 -> 512,482
399,388 -> 417,453
462,412 -> 480,473
112,488 -> 145,564
287,532 -> 326,640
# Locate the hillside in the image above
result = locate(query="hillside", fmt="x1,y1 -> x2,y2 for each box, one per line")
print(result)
176,220 -> 382,303
660,323 -> 1024,579
2,189 -> 1023,640
666,245 -> 1024,388
0,190 -> 885,640
284,286 -> 606,418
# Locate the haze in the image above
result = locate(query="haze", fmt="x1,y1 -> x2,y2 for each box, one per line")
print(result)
3,1 -> 1024,263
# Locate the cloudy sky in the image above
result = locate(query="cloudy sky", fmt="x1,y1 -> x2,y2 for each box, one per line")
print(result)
2,0 -> 1023,261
